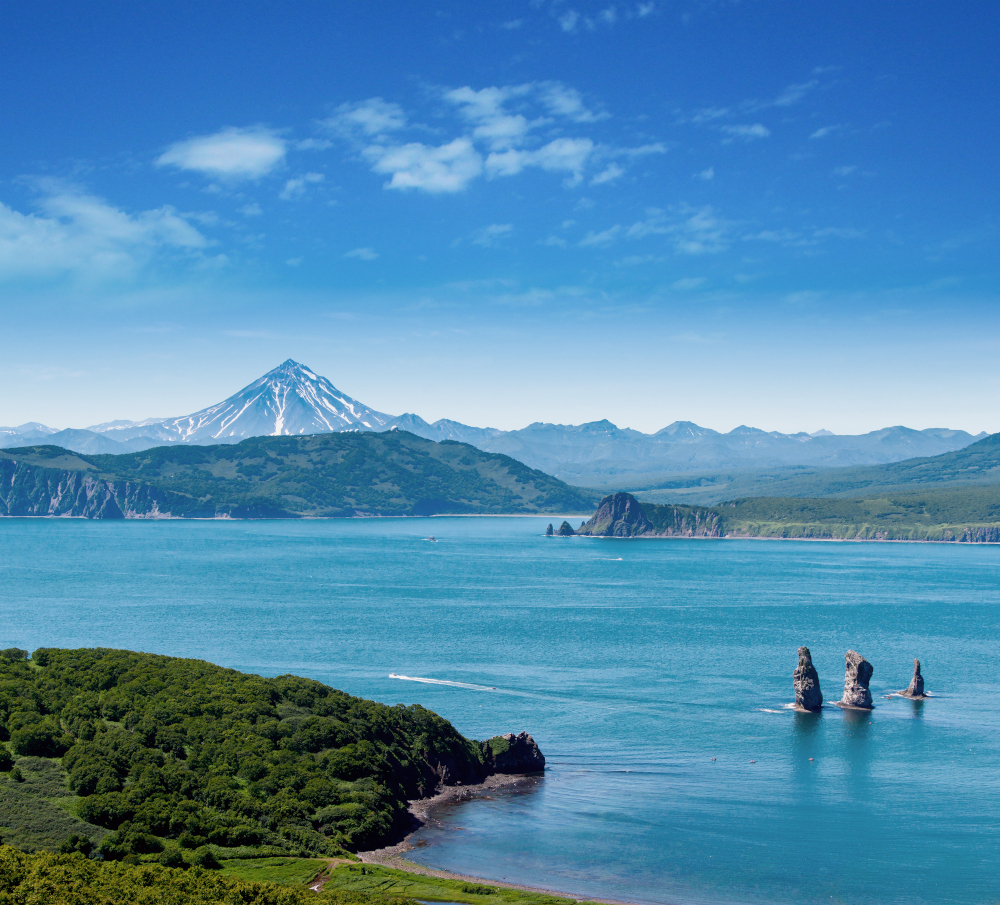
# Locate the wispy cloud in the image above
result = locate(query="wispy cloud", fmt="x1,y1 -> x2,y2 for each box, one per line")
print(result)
591,163 -> 624,185
471,223 -> 514,247
810,124 -> 842,140
627,205 -> 730,254
696,167 -> 715,180
324,98 -> 406,137
279,172 -> 324,200
0,184 -> 211,282
832,165 -> 858,177
580,225 -> 622,247
721,123 -> 771,141
156,127 -> 287,180
344,246 -> 378,260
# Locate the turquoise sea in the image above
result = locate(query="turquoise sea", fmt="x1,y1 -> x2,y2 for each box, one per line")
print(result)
2,517 -> 998,905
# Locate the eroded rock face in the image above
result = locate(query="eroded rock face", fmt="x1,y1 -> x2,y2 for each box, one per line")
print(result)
546,523 -> 554,536
793,646 -> 823,711
576,492 -> 653,537
483,731 -> 545,774
840,649 -> 874,709
556,520 -> 575,536
900,659 -> 925,698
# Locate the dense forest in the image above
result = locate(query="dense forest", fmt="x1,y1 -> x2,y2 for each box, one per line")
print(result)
0,648 -> 500,865
0,431 -> 596,518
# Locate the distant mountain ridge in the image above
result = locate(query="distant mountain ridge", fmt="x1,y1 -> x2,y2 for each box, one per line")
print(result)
1,359 -> 987,478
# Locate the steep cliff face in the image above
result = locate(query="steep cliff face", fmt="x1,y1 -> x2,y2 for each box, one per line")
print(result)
576,492 -> 723,537
0,458 -> 286,519
575,492 -> 653,536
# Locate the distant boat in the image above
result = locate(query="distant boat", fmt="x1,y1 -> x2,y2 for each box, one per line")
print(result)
426,535 -> 437,542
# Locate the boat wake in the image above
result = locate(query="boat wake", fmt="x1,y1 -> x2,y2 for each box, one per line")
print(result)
389,673 -> 497,692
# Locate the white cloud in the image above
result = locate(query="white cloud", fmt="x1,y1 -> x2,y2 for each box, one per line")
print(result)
485,137 -> 595,186
538,82 -> 606,122
580,224 -> 622,246
296,138 -> 333,151
772,80 -> 818,107
691,107 -> 730,124
0,185 -> 209,282
559,10 -> 579,31
325,98 -> 406,137
157,127 -> 287,180
671,277 -> 706,290
541,235 -> 569,248
696,167 -> 715,180
627,205 -> 729,254
279,172 -> 324,200
832,165 -> 858,176
637,2 -> 655,16
471,223 -> 514,247
591,163 -> 624,185
600,6 -> 618,24
721,123 -> 770,140
239,202 -> 263,217
286,257 -> 303,267
365,138 -> 483,193
444,86 -> 533,151
809,124 -> 841,139
344,246 -> 378,260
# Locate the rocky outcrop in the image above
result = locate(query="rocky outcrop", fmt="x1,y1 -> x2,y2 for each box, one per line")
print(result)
545,523 -> 554,536
575,492 -> 653,537
793,646 -> 823,711
900,659 -> 926,698
482,732 -> 545,774
556,520 -> 575,536
839,650 -> 874,709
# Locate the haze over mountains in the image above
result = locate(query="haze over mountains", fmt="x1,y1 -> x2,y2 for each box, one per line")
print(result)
1,360 -> 987,482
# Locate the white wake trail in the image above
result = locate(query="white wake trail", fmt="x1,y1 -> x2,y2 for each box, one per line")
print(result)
389,673 -> 497,692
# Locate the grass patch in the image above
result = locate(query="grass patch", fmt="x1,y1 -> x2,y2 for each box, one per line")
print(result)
219,857 -> 329,886
0,768 -> 107,852
324,863 -> 600,905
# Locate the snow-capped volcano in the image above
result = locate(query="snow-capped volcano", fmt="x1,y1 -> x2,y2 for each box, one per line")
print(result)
95,360 -> 392,445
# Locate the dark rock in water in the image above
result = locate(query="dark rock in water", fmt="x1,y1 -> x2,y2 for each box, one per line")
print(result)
556,520 -> 575,536
839,649 -> 874,709
575,492 -> 653,537
900,658 -> 926,698
483,732 -> 545,774
545,523 -> 554,536
793,646 -> 823,711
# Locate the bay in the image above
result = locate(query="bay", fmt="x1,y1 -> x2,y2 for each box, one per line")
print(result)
1,516 -> 998,904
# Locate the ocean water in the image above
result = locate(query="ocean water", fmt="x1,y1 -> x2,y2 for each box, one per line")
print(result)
2,516 -> 998,905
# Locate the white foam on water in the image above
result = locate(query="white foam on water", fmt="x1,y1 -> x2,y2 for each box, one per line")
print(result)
389,673 -> 497,692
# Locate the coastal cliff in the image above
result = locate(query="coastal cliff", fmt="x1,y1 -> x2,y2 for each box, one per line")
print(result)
575,492 -> 1000,543
577,491 -> 722,537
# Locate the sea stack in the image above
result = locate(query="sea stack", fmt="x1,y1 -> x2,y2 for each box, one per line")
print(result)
546,523 -> 554,536
839,650 -> 874,709
793,646 -> 823,711
556,520 -> 575,536
900,659 -> 926,699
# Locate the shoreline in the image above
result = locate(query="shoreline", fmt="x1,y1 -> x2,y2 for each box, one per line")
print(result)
357,774 -> 637,905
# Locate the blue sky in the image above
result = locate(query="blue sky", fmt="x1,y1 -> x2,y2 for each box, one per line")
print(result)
2,1 -> 998,434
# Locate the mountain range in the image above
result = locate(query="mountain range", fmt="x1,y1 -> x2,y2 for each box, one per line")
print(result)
1,359 -> 987,481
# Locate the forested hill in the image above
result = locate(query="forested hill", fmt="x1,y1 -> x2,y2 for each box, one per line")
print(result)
0,431 -> 596,518
0,647 -> 531,862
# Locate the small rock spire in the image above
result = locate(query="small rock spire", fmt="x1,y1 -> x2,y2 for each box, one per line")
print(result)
900,658 -> 926,699
793,646 -> 823,711
839,649 -> 874,710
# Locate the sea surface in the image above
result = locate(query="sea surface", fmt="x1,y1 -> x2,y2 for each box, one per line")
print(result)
2,517 -> 998,905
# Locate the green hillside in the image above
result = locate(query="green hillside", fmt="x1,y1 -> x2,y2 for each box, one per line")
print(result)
0,431 -> 596,518
0,648 -> 508,863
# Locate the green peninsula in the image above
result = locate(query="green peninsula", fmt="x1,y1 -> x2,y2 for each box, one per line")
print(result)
0,431 -> 596,518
